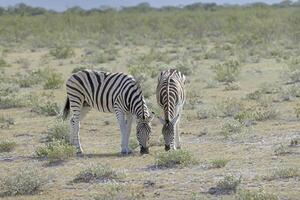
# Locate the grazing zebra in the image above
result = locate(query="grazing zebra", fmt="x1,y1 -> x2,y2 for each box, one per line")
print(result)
62,70 -> 153,155
156,69 -> 186,151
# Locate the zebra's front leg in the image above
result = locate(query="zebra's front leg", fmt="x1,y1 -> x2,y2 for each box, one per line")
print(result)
70,116 -> 83,154
174,116 -> 181,150
116,111 -> 132,155
124,114 -> 133,153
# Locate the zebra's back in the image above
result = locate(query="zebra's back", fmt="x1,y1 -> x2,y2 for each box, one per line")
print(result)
156,69 -> 186,121
66,70 -> 136,113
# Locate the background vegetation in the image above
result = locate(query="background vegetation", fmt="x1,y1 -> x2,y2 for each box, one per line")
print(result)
0,1 -> 299,199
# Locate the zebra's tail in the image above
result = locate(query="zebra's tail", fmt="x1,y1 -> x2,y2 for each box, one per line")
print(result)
62,97 -> 70,120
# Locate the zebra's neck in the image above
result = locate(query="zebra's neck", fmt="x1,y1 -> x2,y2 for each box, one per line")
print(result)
133,96 -> 150,120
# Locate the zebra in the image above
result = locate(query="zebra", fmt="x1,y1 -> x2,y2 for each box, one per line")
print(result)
62,70 -> 153,155
156,69 -> 186,151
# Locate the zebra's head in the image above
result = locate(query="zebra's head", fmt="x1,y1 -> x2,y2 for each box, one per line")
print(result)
160,114 -> 179,151
136,114 -> 154,154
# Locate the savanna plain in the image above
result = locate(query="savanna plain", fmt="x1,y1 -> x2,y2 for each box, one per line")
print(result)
0,3 -> 300,200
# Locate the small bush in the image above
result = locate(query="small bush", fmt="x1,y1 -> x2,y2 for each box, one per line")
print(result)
246,90 -> 263,100
0,83 -> 20,96
0,116 -> 15,129
0,58 -> 10,68
1,166 -> 46,196
49,45 -> 75,59
0,95 -> 26,109
43,71 -> 64,89
236,189 -> 279,200
295,104 -> 300,118
210,159 -> 229,168
35,140 -> 75,163
0,140 -> 17,152
259,83 -> 281,94
92,185 -> 144,200
225,82 -> 240,91
274,144 -> 290,156
73,164 -> 123,183
252,106 -> 279,121
211,59 -> 241,83
218,98 -> 244,117
221,118 -> 243,137
16,70 -> 43,88
46,121 -> 70,143
265,168 -> 299,180
31,101 -> 60,116
216,175 -> 241,194
155,150 -> 197,168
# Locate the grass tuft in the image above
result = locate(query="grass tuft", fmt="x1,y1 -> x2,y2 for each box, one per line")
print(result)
1,165 -> 46,196
35,140 -> 75,163
0,140 -> 17,153
74,164 -> 123,183
236,189 -> 279,200
155,150 -> 197,168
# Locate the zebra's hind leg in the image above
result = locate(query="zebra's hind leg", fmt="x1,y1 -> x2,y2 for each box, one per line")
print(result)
70,115 -> 83,154
116,110 -> 132,155
69,104 -> 91,155
174,115 -> 181,150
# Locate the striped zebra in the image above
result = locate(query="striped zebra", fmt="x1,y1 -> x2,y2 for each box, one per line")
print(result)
62,70 -> 153,155
156,69 -> 186,151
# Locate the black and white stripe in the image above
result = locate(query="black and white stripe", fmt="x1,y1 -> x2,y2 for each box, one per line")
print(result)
62,70 -> 153,155
156,69 -> 186,151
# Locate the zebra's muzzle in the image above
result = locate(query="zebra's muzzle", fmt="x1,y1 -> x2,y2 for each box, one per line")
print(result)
140,146 -> 149,154
165,145 -> 170,151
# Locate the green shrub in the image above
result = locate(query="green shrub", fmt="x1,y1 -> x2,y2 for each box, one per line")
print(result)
0,140 -> 17,152
73,164 -> 123,183
31,101 -> 60,116
49,45 -> 75,59
1,166 -> 46,196
0,83 -> 20,96
92,185 -> 144,200
225,82 -> 240,91
0,116 -> 15,129
211,59 -> 241,83
218,98 -> 244,117
46,121 -> 70,143
265,168 -> 299,180
16,70 -> 43,88
274,144 -> 290,156
295,104 -> 300,118
216,175 -> 241,193
155,150 -> 197,168
35,140 -> 75,163
246,90 -> 263,100
210,159 -> 229,168
252,106 -> 279,121
0,95 -> 26,109
43,71 -> 64,89
221,118 -> 243,137
236,189 -> 279,200
0,58 -> 10,68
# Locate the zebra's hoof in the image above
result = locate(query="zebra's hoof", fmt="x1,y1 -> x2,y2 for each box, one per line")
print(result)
76,151 -> 84,157
121,149 -> 132,155
176,146 -> 181,150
